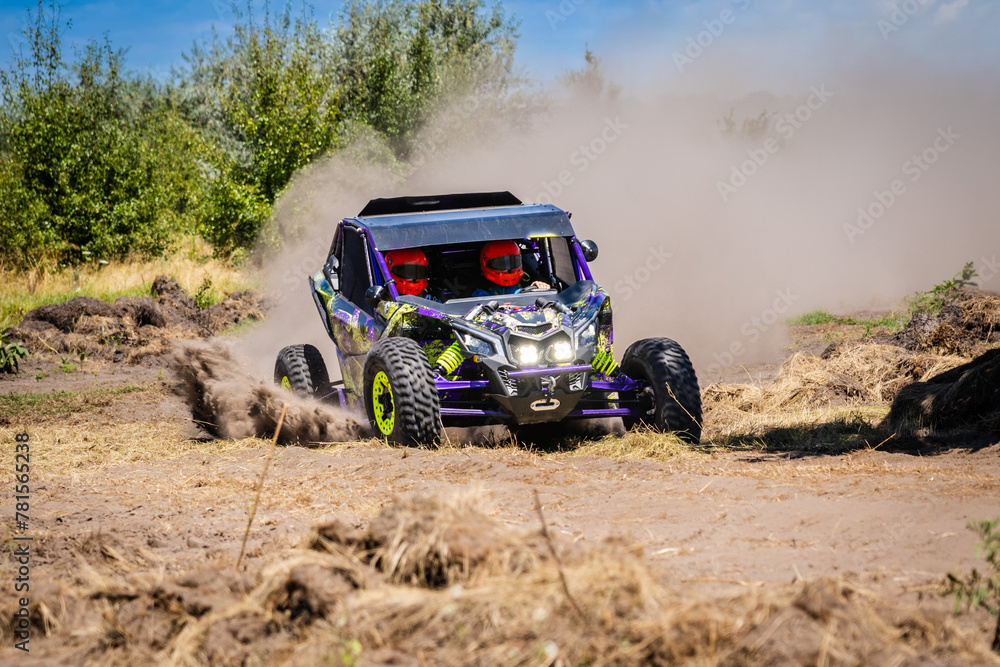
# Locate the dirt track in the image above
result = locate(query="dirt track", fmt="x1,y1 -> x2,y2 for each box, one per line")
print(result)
3,296 -> 1000,663
29,423 -> 1000,591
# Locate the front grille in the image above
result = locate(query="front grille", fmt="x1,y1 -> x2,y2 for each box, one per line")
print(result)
514,323 -> 554,336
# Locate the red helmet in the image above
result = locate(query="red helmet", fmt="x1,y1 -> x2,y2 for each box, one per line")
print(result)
385,248 -> 428,296
480,240 -> 523,287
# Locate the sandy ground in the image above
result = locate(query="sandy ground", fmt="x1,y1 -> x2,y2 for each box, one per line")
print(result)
31,431 -> 1000,592
2,319 -> 1000,662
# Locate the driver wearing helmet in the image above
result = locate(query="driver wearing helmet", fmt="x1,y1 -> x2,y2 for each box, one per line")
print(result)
385,248 -> 438,300
471,240 -> 549,297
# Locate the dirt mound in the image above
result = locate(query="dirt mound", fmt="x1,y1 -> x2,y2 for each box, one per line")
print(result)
704,343 -> 965,415
885,347 -> 1000,437
889,286 -> 1000,356
311,493 -> 541,587
170,340 -> 369,444
5,494 -> 996,666
7,275 -> 267,364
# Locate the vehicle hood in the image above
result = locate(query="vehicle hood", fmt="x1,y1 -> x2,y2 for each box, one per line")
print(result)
387,280 -> 606,338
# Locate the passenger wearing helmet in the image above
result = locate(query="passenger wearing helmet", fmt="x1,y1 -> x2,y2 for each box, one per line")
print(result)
385,248 -> 436,299
471,240 -> 549,297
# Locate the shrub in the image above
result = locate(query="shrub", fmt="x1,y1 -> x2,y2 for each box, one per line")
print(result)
332,0 -> 519,157
0,2 -> 206,267
788,311 -> 840,326
909,262 -> 978,316
1,1 -> 524,264
943,516 -> 1000,652
0,332 -> 28,374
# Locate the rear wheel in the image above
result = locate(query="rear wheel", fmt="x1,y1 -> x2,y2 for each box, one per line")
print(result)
274,344 -> 329,398
363,338 -> 441,445
621,338 -> 702,443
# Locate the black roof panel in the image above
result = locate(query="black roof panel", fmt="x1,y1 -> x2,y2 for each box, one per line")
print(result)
352,203 -> 576,250
358,191 -> 522,217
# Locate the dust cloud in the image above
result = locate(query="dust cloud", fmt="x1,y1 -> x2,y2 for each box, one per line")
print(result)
171,340 -> 369,443
240,7 -> 1000,385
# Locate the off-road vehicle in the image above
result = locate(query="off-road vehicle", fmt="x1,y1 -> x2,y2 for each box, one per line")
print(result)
275,192 -> 701,444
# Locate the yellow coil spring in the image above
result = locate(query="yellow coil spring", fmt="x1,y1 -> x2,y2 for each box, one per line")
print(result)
435,341 -> 464,376
591,349 -> 618,376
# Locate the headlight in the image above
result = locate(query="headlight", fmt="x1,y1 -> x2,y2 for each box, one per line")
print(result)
517,343 -> 539,366
550,340 -> 573,361
576,322 -> 596,350
463,334 -> 494,356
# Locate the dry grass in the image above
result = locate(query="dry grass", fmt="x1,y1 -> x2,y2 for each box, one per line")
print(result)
0,383 -> 152,423
1,413 -> 262,478
570,428 -> 711,462
704,343 -> 966,415
704,405 -> 890,453
5,288 -> 999,663
697,342 -> 973,455
7,493 -> 997,666
0,239 -> 256,330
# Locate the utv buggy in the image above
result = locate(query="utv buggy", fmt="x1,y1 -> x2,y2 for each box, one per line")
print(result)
275,191 -> 702,445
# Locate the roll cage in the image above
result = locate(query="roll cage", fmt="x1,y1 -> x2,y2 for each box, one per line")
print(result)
325,222 -> 596,318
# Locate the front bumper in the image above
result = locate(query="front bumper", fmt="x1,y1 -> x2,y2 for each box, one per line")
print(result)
436,364 -> 645,425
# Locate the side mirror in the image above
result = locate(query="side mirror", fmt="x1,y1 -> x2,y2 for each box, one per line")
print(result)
365,284 -> 390,308
580,239 -> 599,262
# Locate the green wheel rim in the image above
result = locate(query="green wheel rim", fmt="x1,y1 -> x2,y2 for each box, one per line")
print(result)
281,375 -> 291,390
372,370 -> 395,436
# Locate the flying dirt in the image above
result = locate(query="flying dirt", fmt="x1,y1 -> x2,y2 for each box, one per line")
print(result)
171,340 -> 369,444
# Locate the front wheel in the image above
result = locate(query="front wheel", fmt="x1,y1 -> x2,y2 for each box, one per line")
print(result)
363,338 -> 442,445
620,338 -> 702,443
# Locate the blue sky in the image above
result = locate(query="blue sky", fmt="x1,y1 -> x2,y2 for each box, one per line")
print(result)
1,0 -> 998,93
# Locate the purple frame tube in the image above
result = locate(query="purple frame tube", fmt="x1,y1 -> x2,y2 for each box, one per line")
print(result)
363,229 -> 400,300
316,387 -> 348,410
571,237 -> 594,282
507,364 -> 591,378
565,408 -> 634,418
440,408 -> 509,418
591,378 -> 643,392
436,379 -> 491,390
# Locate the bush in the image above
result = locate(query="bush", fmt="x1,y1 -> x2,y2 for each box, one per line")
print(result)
0,2 -> 206,267
0,332 -> 28,374
0,158 -> 54,266
333,0 -> 519,157
560,47 -> 619,103
943,516 -> 1000,652
909,262 -> 978,316
1,1 -> 524,264
788,311 -> 840,326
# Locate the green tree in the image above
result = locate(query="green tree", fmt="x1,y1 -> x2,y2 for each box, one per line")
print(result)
333,0 -> 519,156
1,0 -> 526,265
180,3 -> 344,254
0,1 -> 205,267
183,0 -> 520,254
